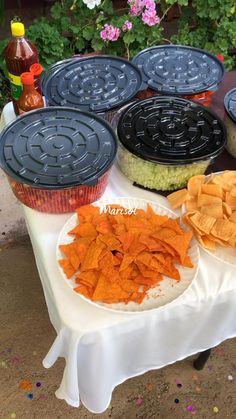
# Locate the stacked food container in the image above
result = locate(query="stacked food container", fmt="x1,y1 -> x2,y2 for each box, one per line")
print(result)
132,45 -> 225,107
42,55 -> 145,123
0,107 -> 117,213
0,46 -> 229,213
116,96 -> 226,191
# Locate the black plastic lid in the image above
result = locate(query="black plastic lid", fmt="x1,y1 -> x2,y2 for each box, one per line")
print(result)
132,45 -> 225,95
42,55 -> 143,112
117,96 -> 226,165
41,58 -> 76,87
0,107 -> 117,189
224,88 -> 236,123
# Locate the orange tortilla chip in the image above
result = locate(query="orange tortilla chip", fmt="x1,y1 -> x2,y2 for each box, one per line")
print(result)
167,189 -> 190,209
58,203 -> 194,305
80,241 -> 105,271
163,230 -> 193,264
58,259 -> 76,279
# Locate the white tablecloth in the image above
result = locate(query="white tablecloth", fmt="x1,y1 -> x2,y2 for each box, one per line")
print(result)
1,103 -> 236,413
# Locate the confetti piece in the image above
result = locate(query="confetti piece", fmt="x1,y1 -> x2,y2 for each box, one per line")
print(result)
192,374 -> 198,381
232,364 -> 236,370
175,399 -> 180,404
136,398 -> 143,407
1,361 -> 7,368
5,348 -> 12,353
228,375 -> 233,381
33,351 -> 37,356
19,380 -> 32,391
11,356 -> 21,366
213,406 -> 219,413
27,393 -> 33,400
36,382 -> 41,387
187,405 -> 193,412
175,378 -> 183,388
38,394 -> 47,401
10,413 -> 16,418
108,403 -> 112,409
195,386 -> 201,393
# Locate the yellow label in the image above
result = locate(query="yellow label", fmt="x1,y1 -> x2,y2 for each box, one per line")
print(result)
8,72 -> 22,100
8,72 -> 21,86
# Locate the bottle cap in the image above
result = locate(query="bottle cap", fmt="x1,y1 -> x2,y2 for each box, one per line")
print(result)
21,72 -> 34,85
30,63 -> 44,76
11,22 -> 25,37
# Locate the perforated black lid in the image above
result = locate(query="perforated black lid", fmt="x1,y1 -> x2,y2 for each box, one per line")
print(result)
0,107 -> 117,188
224,88 -> 236,123
132,45 -> 225,95
117,96 -> 226,164
42,55 -> 143,112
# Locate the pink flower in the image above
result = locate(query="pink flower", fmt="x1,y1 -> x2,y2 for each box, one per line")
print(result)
142,9 -> 160,26
100,24 -> 120,42
144,0 -> 156,11
129,0 -> 144,16
122,20 -> 133,31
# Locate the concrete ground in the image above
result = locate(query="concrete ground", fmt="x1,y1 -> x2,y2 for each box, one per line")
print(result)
0,159 -> 236,419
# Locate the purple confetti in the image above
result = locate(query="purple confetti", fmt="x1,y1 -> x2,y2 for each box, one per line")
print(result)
36,382 -> 41,387
187,405 -> 193,412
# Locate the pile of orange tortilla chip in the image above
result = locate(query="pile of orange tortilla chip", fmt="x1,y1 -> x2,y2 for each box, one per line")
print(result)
167,171 -> 236,250
58,204 -> 194,305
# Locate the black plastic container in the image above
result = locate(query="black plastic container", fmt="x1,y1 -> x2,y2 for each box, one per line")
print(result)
132,45 -> 225,106
224,88 -> 236,158
42,55 -> 145,123
0,107 -> 117,213
117,96 -> 227,191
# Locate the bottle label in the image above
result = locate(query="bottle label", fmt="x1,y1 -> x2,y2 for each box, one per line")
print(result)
8,72 -> 22,100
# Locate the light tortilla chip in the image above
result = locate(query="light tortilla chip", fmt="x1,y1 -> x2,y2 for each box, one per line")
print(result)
167,189 -> 190,210
210,219 -> 236,241
187,175 -> 205,196
200,203 -> 223,219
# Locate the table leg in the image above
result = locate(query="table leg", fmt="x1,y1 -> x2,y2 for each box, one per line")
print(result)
193,349 -> 212,370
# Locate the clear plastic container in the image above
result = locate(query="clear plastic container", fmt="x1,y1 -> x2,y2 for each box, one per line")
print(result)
116,96 -> 226,191
8,171 -> 110,213
0,107 -> 117,213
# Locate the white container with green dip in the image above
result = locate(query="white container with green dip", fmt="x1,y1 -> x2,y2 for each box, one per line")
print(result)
224,88 -> 236,158
116,96 -> 227,191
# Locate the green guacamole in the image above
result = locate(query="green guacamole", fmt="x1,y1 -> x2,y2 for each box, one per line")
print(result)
117,144 -> 209,191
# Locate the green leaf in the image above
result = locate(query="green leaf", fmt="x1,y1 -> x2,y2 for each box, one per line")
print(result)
83,26 -> 95,41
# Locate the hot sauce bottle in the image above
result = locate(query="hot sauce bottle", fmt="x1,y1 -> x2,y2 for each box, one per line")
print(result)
4,21 -> 39,115
18,72 -> 44,114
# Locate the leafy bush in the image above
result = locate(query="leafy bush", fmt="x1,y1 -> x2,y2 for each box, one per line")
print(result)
0,0 -> 235,111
